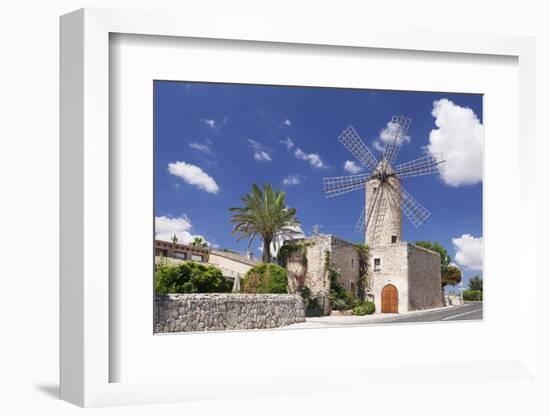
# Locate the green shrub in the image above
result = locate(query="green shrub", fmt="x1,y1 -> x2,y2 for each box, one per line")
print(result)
155,261 -> 231,294
241,263 -> 288,294
463,290 -> 483,301
352,301 -> 376,316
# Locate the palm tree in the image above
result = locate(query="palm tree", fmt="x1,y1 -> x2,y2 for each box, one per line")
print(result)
229,184 -> 300,263
190,236 -> 208,247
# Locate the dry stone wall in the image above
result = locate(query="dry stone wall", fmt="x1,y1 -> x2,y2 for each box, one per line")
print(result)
155,293 -> 305,333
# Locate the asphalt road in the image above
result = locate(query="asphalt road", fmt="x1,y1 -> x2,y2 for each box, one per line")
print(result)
289,302 -> 483,329
371,301 -> 483,325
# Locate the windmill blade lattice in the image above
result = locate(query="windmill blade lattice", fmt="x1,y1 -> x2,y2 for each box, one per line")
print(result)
355,207 -> 367,233
323,173 -> 372,198
386,181 -> 430,227
395,154 -> 444,179
338,126 -> 379,172
381,115 -> 411,168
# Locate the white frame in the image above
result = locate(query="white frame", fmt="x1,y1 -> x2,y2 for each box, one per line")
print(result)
60,8 -> 537,407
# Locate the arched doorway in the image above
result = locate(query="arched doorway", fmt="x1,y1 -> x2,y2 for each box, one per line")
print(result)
381,284 -> 398,313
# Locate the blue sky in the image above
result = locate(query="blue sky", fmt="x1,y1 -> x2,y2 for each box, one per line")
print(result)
154,81 -> 483,290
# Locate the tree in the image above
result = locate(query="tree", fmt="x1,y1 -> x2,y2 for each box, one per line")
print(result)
155,262 -> 231,294
241,263 -> 288,294
190,236 -> 208,247
442,264 -> 462,287
468,276 -> 483,291
229,184 -> 300,263
170,233 -> 178,245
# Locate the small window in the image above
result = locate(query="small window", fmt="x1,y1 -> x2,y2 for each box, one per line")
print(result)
174,251 -> 187,260
391,236 -> 397,243
351,258 -> 355,269
191,254 -> 203,262
374,258 -> 381,271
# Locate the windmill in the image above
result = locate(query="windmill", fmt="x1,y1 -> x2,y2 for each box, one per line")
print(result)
322,116 -> 444,246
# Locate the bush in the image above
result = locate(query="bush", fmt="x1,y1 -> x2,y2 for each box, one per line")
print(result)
352,301 -> 376,316
463,290 -> 483,301
155,261 -> 231,294
241,263 -> 288,294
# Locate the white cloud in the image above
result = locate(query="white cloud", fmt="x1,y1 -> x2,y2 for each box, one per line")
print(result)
452,234 -> 483,271
281,136 -> 325,168
281,137 -> 295,150
372,140 -> 385,153
380,120 -> 411,144
188,142 -> 211,153
201,118 -> 216,129
427,99 -> 483,187
372,120 -> 412,154
344,160 -> 363,174
283,119 -> 292,126
200,117 -> 227,129
248,139 -> 272,162
294,147 -> 325,168
168,161 -> 219,193
283,174 -> 301,186
155,214 -> 209,246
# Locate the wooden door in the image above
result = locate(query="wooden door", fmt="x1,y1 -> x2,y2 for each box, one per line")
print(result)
381,284 -> 398,313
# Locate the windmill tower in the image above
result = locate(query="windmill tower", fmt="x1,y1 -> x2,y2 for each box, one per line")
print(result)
323,116 -> 444,246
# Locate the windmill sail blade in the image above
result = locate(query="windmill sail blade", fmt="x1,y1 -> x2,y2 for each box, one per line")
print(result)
381,115 -> 412,168
355,207 -> 366,233
395,154 -> 444,179
386,181 -> 430,227
323,173 -> 371,198
339,126 -> 379,172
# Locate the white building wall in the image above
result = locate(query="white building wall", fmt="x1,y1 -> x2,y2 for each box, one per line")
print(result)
208,252 -> 255,278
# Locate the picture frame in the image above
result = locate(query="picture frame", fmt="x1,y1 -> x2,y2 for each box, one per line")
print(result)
60,8 -> 537,407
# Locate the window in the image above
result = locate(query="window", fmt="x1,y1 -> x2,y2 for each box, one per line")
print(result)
191,254 -> 203,262
374,258 -> 381,271
391,235 -> 397,243
351,258 -> 355,269
174,251 -> 187,260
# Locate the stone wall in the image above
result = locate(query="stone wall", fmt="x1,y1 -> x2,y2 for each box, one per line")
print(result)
284,235 -> 361,315
155,293 -> 305,333
407,244 -> 443,310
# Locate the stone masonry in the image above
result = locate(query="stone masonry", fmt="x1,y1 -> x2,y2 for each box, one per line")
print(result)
155,293 -> 305,333
284,235 -> 360,315
365,163 -> 402,247
283,235 -> 442,315
369,242 -> 442,313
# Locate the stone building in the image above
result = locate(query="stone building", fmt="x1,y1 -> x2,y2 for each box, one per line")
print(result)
282,169 -> 442,314
155,240 -> 210,262
282,235 -> 361,315
282,234 -> 442,315
154,240 -> 257,291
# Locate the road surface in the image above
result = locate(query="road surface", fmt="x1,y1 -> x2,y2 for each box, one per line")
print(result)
287,302 -> 483,329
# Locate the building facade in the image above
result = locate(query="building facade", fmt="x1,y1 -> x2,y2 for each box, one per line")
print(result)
155,240 -> 210,263
282,234 -> 442,315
